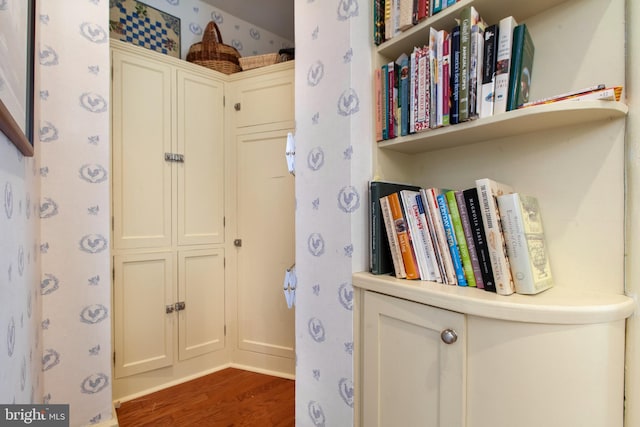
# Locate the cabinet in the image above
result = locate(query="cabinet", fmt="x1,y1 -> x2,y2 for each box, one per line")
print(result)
356,0 -> 634,426
227,63 -> 296,375
111,41 -> 226,381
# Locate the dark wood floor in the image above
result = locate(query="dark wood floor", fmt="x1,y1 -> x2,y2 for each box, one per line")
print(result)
116,368 -> 295,427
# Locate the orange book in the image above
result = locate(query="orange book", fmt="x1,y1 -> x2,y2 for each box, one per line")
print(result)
388,192 -> 420,279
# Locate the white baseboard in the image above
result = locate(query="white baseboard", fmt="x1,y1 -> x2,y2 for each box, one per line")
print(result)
229,363 -> 296,380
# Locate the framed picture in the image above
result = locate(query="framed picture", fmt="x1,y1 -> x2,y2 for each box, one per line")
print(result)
109,0 -> 181,58
0,0 -> 36,157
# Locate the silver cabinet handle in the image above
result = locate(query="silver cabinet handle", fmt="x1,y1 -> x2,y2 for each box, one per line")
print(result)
440,329 -> 458,344
166,305 -> 175,314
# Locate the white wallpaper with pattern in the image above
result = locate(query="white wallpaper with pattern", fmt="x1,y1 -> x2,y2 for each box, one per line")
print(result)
294,0 -> 372,425
0,139 -> 42,405
123,0 -> 294,60
38,1 -> 113,426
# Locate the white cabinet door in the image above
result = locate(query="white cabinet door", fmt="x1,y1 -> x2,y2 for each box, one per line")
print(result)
112,49 -> 173,250
362,291 -> 466,427
177,248 -> 226,361
113,252 -> 176,378
176,70 -> 225,246
233,67 -> 295,132
236,129 -> 295,362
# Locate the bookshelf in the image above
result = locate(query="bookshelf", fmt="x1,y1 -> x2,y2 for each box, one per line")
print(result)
355,0 -> 634,426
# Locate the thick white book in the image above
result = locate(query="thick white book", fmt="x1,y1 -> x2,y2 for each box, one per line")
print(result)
400,190 -> 439,281
475,178 -> 515,295
493,16 -> 518,115
497,193 -> 554,294
421,188 -> 457,285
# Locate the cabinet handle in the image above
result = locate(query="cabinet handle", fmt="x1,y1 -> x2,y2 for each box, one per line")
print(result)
175,301 -> 186,311
164,153 -> 185,163
165,305 -> 175,314
440,329 -> 458,344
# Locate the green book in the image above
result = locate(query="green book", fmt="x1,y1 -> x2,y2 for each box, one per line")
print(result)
445,190 -> 477,287
507,23 -> 535,111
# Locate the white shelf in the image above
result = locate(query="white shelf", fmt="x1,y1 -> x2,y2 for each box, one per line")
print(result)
377,101 -> 628,154
377,0 -> 574,60
353,271 -> 635,325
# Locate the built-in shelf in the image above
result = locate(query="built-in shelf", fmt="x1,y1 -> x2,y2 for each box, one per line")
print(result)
377,0 -> 574,60
376,101 -> 628,154
353,271 -> 635,325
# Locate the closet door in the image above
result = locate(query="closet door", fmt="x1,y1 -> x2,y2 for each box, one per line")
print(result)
176,70 -> 225,246
112,50 -> 173,250
236,129 -> 295,361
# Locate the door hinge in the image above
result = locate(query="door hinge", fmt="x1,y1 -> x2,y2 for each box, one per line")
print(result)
113,352 -> 116,365
223,95 -> 225,107
224,325 -> 226,336
234,102 -> 241,111
112,216 -> 114,230
223,216 -> 226,227
112,268 -> 115,281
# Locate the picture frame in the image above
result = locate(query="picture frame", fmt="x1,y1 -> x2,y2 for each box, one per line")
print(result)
0,0 -> 36,157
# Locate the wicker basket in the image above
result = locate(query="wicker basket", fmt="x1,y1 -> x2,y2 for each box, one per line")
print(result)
187,22 -> 241,75
239,53 -> 280,71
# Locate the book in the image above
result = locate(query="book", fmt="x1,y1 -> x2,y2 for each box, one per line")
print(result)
506,23 -> 535,111
456,190 -> 484,289
415,46 -> 431,132
449,25 -> 460,125
374,0 -> 385,45
375,68 -> 384,141
421,188 -> 457,284
445,190 -> 476,287
564,85 -> 622,102
416,192 -> 444,283
462,187 -> 496,292
380,195 -> 406,278
429,27 -> 438,128
387,61 -> 396,138
469,18 -> 484,119
397,53 -> 410,136
437,192 -> 467,286
458,7 -> 473,122
497,193 -> 554,294
400,190 -> 439,281
398,0 -> 414,31
409,48 -> 417,133
370,181 -> 421,275
475,178 -> 515,295
518,83 -> 606,108
479,23 -> 499,118
388,192 -> 421,279
441,29 -> 451,126
381,63 -> 389,139
493,15 -> 518,114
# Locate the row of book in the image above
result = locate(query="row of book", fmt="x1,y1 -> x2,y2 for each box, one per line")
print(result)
375,6 -> 535,141
369,178 -> 554,296
374,0 -> 462,45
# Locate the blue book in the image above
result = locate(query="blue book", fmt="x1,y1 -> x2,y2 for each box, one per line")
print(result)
381,63 -> 389,140
396,53 -> 409,136
437,193 -> 468,286
450,25 -> 460,125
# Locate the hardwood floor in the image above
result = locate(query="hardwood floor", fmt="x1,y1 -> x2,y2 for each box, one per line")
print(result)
115,368 -> 295,426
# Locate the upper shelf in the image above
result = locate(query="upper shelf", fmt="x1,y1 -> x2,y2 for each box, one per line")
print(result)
353,272 -> 636,325
377,100 -> 628,154
377,0 -> 573,60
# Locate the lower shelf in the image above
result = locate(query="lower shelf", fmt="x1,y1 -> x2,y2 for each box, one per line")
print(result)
352,271 -> 635,324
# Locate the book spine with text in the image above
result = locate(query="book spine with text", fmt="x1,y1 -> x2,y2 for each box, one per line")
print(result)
375,68 -> 384,141
445,190 -> 476,287
397,53 -> 410,136
458,7 -> 472,122
380,195 -> 407,278
493,15 -> 518,114
463,187 -> 496,292
381,63 -> 389,139
422,188 -> 457,284
475,178 -> 515,295
401,190 -> 439,281
442,29 -> 451,126
497,193 -> 554,294
388,192 -> 420,279
437,193 -> 468,286
415,46 -> 431,132
450,25 -> 460,125
416,192 -> 444,283
480,23 -> 498,118
455,190 -> 484,288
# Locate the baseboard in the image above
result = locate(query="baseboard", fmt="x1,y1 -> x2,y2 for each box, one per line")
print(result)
230,363 -> 296,380
93,403 -> 119,427
113,363 -> 232,405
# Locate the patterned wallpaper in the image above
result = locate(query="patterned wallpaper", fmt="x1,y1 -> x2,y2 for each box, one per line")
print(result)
294,0 -> 372,425
117,0 -> 294,60
0,138 -> 42,405
38,1 -> 113,426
